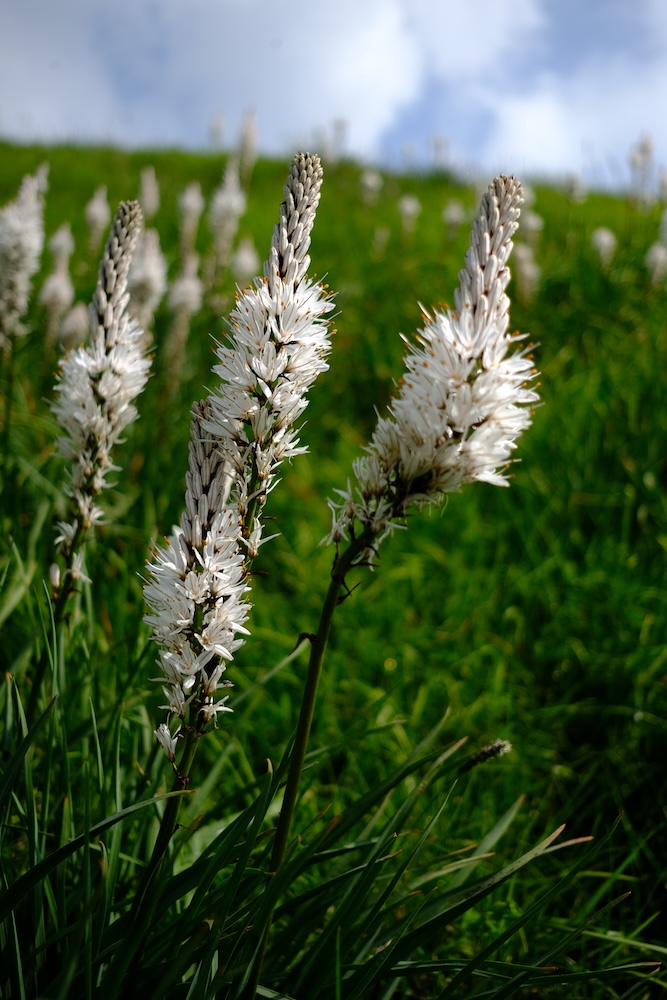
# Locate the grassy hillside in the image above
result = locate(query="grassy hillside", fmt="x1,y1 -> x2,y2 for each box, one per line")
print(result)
1,140 -> 666,997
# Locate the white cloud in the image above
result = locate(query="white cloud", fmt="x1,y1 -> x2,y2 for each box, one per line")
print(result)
1,0 -> 667,186
403,0 -> 545,80
471,45 -> 667,184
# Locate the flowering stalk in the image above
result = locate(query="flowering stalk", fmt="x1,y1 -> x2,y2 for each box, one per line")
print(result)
203,151 -> 334,553
26,201 -> 149,724
40,223 -> 75,346
132,156 -> 333,950
165,252 -> 203,384
248,174 -> 539,997
145,150 -> 332,761
50,199 -> 150,620
0,166 -> 47,485
178,181 -> 205,257
114,151 -> 332,992
205,156 -> 247,291
128,227 -> 167,333
0,166 -> 47,354
85,185 -> 110,255
326,174 -> 538,562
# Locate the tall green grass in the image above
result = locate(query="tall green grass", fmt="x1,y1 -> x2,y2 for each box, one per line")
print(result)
0,140 -> 665,997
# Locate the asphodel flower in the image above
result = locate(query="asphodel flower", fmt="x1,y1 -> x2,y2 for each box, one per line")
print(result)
51,200 -> 150,578
144,152 -> 334,756
326,175 -> 538,561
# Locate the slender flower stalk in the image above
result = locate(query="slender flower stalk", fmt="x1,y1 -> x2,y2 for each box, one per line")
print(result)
591,226 -> 617,269
239,109 -> 258,188
203,151 -> 334,556
513,242 -> 541,304
246,175 -> 540,998
139,165 -> 160,221
59,301 -> 90,350
50,200 -> 150,611
165,252 -> 203,382
85,185 -> 111,254
143,398 -> 251,746
178,181 -> 205,257
0,165 -> 47,353
128,154 -> 333,979
206,157 -> 247,290
128,227 -> 167,332
231,235 -> 260,286
40,223 -> 75,345
0,166 -> 47,487
144,151 -> 333,762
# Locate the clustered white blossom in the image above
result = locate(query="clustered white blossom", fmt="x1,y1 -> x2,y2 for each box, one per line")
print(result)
591,227 -> 617,269
146,400 -> 252,759
144,153 -> 334,758
51,200 -> 151,577
179,182 -> 205,257
513,242 -> 541,304
398,193 -> 421,235
0,165 -> 47,351
326,175 -> 538,562
360,169 -> 383,206
565,172 -> 586,204
521,210 -> 544,247
646,240 -> 667,286
239,110 -> 258,187
629,133 -> 655,206
169,253 -> 203,316
85,185 -> 111,254
139,166 -> 160,220
209,158 -> 247,272
128,228 -> 167,331
39,223 -> 75,344
60,302 -> 90,350
231,235 -> 260,286
165,252 -> 203,380
443,199 -> 466,235
203,153 -> 334,554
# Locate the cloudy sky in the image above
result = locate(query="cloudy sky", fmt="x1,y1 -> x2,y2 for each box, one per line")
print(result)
1,0 -> 666,189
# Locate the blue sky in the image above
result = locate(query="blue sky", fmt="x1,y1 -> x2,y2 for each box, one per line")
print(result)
1,0 -> 666,189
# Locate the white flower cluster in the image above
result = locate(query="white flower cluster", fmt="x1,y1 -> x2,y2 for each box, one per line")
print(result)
231,235 -> 260,286
139,166 -> 160,221
179,182 -> 205,256
85,186 -> 111,254
51,200 -> 151,563
145,153 -> 333,757
239,110 -> 258,187
326,175 -> 538,560
591,226 -> 616,269
128,228 -> 167,331
209,158 -> 247,270
40,223 -> 75,343
146,401 -> 252,757
203,152 -> 334,556
0,165 -> 47,349
165,253 -> 203,381
169,252 -> 202,316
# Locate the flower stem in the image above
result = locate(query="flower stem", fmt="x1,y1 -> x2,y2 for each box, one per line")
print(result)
132,723 -> 198,915
244,532 -> 369,997
26,529 -> 86,725
105,724 -> 199,997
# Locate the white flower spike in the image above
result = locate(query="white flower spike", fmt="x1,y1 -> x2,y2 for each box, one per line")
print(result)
51,200 -> 151,573
145,153 -> 333,758
326,175 -> 539,561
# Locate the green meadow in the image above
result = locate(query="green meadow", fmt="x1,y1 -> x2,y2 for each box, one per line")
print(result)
1,140 -> 666,997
